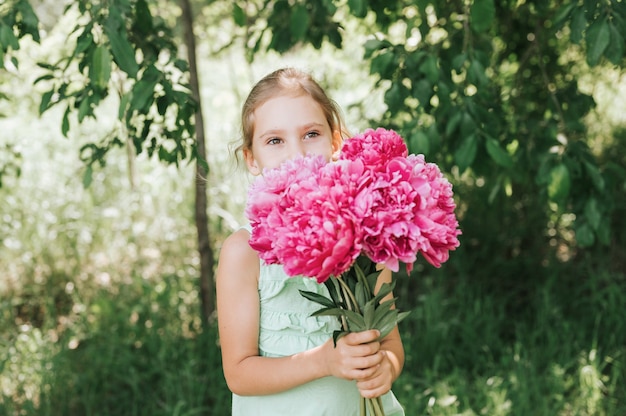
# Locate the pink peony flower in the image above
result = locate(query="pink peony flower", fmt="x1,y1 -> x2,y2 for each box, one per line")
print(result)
246,156 -> 328,264
410,160 -> 461,267
277,160 -> 373,282
246,128 -> 461,280
361,155 -> 432,273
247,157 -> 374,283
340,128 -> 408,171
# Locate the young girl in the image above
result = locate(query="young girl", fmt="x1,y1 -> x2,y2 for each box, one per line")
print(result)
216,67 -> 405,415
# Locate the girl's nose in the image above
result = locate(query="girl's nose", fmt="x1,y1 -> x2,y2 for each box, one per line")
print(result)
287,141 -> 306,159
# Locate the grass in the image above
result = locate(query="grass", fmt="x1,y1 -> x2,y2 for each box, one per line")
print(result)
36,277 -> 229,416
393,268 -> 626,415
1,274 -> 231,416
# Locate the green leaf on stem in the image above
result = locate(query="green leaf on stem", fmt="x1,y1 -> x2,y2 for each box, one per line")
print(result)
455,133 -> 478,172
605,21 -> 625,64
583,160 -> 605,191
363,301 -> 375,328
290,4 -> 309,41
90,45 -> 112,91
312,307 -> 366,332
485,137 -> 513,168
371,281 -> 395,305
130,66 -> 159,112
353,261 -> 366,281
39,89 -> 54,114
570,7 -> 586,44
232,4 -> 246,26
323,278 -> 343,306
355,280 -> 369,306
104,23 -> 138,78
371,300 -> 396,330
310,307 -> 343,317
379,310 -> 411,339
343,309 -> 366,331
586,17 -> 610,66
371,299 -> 396,325
61,106 -> 70,136
299,290 -> 336,308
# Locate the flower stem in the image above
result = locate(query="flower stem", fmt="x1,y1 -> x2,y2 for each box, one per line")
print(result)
372,396 -> 384,415
336,276 -> 360,314
335,276 -> 386,415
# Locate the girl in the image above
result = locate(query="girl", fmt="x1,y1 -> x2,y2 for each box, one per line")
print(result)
216,67 -> 405,415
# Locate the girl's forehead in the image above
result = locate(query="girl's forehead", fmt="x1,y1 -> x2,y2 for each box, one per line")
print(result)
258,90 -> 314,108
254,94 -> 325,121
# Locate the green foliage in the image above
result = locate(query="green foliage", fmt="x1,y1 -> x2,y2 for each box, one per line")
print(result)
470,0 -> 495,33
0,0 -> 40,69
232,0 -> 342,58
31,0 -> 197,178
559,1 -> 626,66
2,56 -> 625,413
2,238 -> 624,415
0,2 -> 36,181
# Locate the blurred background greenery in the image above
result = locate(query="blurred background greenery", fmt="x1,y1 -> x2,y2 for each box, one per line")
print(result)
1,0 -> 625,415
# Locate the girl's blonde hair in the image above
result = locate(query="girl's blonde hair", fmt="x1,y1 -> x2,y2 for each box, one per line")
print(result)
236,68 -> 347,159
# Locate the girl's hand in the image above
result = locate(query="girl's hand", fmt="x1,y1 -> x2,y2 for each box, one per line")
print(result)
355,350 -> 396,398
322,329 -> 384,381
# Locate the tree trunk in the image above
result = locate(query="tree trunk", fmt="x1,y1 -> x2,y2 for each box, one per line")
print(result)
180,0 -> 215,325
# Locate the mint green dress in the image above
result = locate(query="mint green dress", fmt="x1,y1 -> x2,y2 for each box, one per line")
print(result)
232,227 -> 405,415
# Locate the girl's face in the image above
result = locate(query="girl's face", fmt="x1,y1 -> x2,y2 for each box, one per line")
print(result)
244,94 -> 343,175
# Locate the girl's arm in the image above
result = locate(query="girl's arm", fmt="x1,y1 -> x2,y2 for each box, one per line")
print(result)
216,229 -> 384,396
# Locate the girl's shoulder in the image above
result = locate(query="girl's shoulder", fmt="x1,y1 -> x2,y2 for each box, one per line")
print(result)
219,227 -> 253,261
217,227 -> 259,284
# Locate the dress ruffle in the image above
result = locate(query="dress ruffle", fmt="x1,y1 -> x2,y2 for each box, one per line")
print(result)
258,264 -> 340,357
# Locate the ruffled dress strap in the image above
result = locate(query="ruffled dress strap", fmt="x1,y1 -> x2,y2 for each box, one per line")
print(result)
257,263 -> 340,357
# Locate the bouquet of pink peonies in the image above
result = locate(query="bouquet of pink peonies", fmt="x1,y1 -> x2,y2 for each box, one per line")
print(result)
246,128 -> 461,416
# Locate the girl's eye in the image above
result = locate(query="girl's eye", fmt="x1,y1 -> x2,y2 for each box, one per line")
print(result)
304,131 -> 320,140
267,137 -> 282,145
